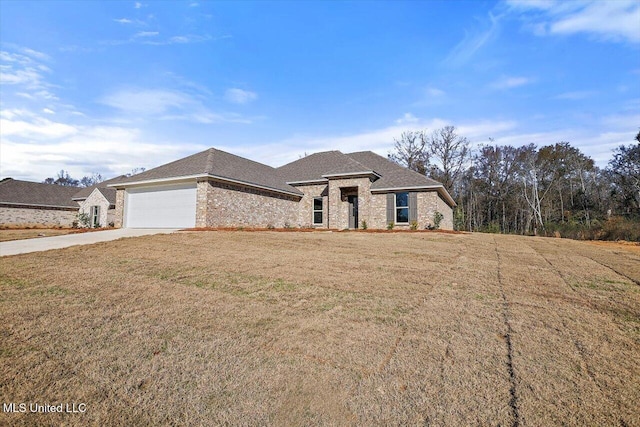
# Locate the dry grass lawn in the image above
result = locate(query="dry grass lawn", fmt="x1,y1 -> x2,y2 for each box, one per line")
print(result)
0,229 -> 78,242
1,231 -> 639,426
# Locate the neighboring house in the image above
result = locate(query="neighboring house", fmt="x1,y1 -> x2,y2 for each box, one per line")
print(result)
110,148 -> 456,230
0,178 -> 80,227
72,176 -> 128,227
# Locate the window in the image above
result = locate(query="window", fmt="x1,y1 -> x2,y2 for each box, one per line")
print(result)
313,197 -> 323,224
395,192 -> 409,223
91,205 -> 100,227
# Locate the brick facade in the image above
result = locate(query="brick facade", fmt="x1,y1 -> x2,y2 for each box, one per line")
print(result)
77,189 -> 114,227
115,178 -> 454,230
326,177 -> 372,229
293,180 -> 454,230
114,189 -> 125,228
195,180 -> 299,228
294,184 -> 329,228
0,205 -> 78,227
369,191 -> 453,230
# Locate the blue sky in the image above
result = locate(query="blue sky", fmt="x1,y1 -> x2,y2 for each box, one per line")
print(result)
1,0 -> 639,181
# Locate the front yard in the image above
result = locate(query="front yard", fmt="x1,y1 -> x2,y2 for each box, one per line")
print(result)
1,231 -> 639,425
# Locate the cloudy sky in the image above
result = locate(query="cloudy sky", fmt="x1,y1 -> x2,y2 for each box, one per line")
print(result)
1,0 -> 639,181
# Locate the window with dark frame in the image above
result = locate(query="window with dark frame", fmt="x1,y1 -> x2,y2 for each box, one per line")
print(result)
313,197 -> 323,224
91,206 -> 100,227
395,192 -> 409,223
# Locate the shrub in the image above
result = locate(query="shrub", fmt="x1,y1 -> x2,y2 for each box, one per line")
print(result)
266,224 -> 275,230
360,220 -> 368,230
410,220 -> 418,230
77,212 -> 91,228
387,222 -> 395,230
433,211 -> 444,230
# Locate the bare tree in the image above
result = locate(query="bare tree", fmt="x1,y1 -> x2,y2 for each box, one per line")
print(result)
43,170 -> 79,187
388,131 -> 429,175
126,167 -> 147,177
427,126 -> 470,198
79,173 -> 103,187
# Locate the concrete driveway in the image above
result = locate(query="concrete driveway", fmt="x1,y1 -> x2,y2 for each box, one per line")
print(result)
0,229 -> 178,256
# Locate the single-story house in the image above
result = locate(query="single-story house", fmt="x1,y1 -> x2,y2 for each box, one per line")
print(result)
72,175 -> 128,228
0,178 -> 80,227
110,148 -> 456,230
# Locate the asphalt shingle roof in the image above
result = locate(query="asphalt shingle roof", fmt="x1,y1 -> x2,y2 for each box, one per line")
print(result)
0,178 -> 80,208
277,150 -> 444,189
72,175 -> 129,202
345,151 -> 443,189
276,151 -> 373,182
115,148 -> 302,196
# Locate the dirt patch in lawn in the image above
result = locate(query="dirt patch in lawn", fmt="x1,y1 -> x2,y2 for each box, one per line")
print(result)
1,232 -> 638,426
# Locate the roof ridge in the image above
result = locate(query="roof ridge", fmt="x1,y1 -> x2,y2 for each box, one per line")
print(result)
205,148 -> 217,174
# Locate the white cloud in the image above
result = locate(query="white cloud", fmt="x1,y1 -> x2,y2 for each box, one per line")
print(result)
42,108 -> 55,114
134,2 -> 145,9
0,48 -> 57,101
167,34 -> 211,44
252,115 -> 516,167
225,88 -> 257,104
134,31 -> 159,37
506,0 -> 640,44
426,87 -> 445,97
0,108 -> 205,180
553,90 -> 596,100
0,109 -> 77,138
0,67 -> 43,85
22,48 -> 49,60
101,88 -> 192,115
100,87 -> 253,124
395,113 -> 419,125
445,12 -> 502,66
114,18 -> 134,24
490,76 -> 534,89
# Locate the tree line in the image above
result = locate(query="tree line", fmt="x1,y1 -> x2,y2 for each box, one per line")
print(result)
42,168 -> 146,187
389,126 -> 640,241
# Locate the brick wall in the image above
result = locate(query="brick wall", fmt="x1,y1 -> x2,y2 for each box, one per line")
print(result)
293,184 -> 329,228
196,180 -> 299,228
0,206 -> 78,227
370,191 -> 454,230
114,189 -> 125,228
327,177 -> 372,229
78,190 -> 112,227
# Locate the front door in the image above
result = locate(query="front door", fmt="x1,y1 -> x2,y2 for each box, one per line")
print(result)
348,195 -> 359,229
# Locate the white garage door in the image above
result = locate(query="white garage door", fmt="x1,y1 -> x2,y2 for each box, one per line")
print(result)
125,183 -> 197,228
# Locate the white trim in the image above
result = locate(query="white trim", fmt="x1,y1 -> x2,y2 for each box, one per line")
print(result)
321,170 -> 381,179
371,184 -> 442,192
110,173 -> 302,198
108,174 -> 207,188
286,179 -> 329,185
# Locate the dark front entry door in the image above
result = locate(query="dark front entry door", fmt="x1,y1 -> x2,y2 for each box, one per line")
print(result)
348,195 -> 359,229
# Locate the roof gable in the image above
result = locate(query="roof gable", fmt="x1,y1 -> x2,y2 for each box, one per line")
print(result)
276,151 -> 374,183
345,151 -> 442,189
0,178 -> 80,208
114,148 -> 302,196
72,175 -> 128,200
